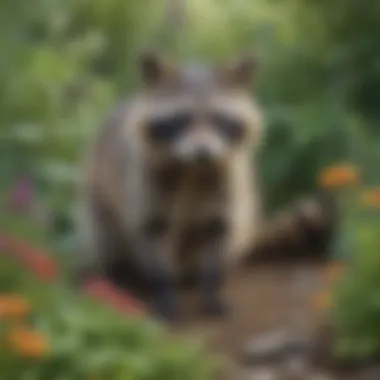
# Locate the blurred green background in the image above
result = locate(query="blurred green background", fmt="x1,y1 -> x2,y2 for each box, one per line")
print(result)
1,0 -> 379,252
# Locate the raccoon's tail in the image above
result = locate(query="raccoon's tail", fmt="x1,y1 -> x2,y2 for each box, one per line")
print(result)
246,191 -> 337,265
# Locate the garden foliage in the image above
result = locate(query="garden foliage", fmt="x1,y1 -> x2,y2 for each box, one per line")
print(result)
1,0 -> 380,371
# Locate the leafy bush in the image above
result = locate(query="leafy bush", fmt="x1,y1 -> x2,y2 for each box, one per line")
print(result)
2,0 -> 380,234
315,164 -> 380,361
0,167 -> 217,380
0,255 -> 217,380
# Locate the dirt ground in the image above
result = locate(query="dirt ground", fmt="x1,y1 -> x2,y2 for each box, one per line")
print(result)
174,261 -> 327,378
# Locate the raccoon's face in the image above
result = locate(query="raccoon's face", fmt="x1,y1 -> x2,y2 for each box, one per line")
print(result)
137,52 -> 263,165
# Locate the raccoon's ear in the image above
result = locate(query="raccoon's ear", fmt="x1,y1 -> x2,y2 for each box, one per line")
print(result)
221,54 -> 258,89
138,51 -> 177,87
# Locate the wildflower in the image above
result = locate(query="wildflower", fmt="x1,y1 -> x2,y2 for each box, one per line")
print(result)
0,294 -> 30,319
25,254 -> 57,281
7,175 -> 35,212
311,290 -> 332,311
318,164 -> 360,190
4,236 -> 58,281
7,326 -> 49,358
83,278 -> 146,315
361,188 -> 380,209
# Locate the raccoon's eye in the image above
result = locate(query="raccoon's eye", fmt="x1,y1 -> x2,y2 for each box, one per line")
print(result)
209,113 -> 245,142
146,113 -> 193,142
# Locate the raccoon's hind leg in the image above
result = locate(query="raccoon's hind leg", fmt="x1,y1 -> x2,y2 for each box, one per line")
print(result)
133,216 -> 180,322
76,197 -> 149,296
198,217 -> 229,317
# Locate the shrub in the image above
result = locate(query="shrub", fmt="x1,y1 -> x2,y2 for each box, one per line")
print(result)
314,164 -> 380,362
0,256 -> 217,380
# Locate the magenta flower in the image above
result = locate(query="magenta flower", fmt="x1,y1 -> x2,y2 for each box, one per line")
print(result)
7,174 -> 35,212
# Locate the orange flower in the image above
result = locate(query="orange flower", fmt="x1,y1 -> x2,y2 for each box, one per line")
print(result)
311,290 -> 332,311
7,326 -> 49,358
0,294 -> 30,319
323,261 -> 346,284
318,164 -> 360,190
361,189 -> 380,209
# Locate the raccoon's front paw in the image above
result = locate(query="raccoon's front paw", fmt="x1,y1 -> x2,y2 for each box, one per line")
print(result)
202,298 -> 230,318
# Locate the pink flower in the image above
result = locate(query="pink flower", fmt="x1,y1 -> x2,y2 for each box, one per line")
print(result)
7,174 -> 36,212
1,235 -> 58,281
83,277 -> 146,315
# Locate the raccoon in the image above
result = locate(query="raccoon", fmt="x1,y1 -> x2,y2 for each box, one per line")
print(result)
249,192 -> 337,263
76,52 -> 264,320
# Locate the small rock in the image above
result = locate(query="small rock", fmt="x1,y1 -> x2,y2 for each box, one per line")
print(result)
245,366 -> 278,380
282,355 -> 310,377
242,328 -> 311,365
242,329 -> 290,364
279,368 -> 334,380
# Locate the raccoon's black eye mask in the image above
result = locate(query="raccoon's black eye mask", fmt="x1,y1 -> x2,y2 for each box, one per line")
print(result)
146,112 -> 193,142
208,112 -> 245,142
146,111 -> 245,144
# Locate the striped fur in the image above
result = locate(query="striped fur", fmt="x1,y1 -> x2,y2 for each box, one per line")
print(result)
75,53 -> 264,320
249,192 -> 337,263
